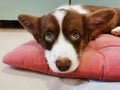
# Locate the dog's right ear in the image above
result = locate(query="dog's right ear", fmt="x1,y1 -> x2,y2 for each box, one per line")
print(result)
18,14 -> 40,35
18,14 -> 42,42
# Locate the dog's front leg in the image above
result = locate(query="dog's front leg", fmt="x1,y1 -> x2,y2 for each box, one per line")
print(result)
111,26 -> 120,36
110,8 -> 120,36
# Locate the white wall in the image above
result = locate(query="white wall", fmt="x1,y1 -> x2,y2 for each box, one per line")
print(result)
0,0 -> 120,20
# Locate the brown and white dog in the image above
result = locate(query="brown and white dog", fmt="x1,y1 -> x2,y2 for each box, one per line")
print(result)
18,4 -> 120,73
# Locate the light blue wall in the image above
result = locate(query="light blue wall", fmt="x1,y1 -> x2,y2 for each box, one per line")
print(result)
0,0 -> 120,20
0,0 -> 68,20
73,0 -> 120,8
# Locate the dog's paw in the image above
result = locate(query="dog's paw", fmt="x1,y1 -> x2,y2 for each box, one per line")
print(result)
111,26 -> 120,36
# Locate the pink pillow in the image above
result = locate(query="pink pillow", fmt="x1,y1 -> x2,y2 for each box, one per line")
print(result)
3,34 -> 120,81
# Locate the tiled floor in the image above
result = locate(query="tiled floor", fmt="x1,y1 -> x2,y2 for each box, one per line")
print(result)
1,29 -> 120,90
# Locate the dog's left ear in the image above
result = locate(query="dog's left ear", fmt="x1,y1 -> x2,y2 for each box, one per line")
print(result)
18,14 -> 40,34
85,8 -> 119,39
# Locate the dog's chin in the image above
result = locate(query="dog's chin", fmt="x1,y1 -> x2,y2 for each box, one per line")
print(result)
45,58 -> 80,73
47,61 -> 80,73
45,53 -> 79,73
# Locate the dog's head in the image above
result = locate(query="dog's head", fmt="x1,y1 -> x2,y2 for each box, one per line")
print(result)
18,5 -> 118,73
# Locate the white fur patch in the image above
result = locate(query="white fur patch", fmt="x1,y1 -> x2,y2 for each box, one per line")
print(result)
45,32 -> 79,73
111,26 -> 120,36
45,5 -> 88,73
45,9 -> 79,73
56,4 -> 89,14
52,10 -> 66,27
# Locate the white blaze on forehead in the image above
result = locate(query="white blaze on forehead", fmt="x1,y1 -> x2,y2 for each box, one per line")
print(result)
45,9 -> 79,73
56,4 -> 89,14
52,10 -> 66,28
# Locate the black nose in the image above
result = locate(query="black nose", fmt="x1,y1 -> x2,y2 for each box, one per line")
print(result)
55,58 -> 71,71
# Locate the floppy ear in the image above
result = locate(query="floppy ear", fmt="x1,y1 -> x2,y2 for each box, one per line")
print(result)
18,14 -> 40,35
85,9 -> 119,39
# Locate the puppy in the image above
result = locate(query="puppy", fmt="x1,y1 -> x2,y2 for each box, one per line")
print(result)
18,4 -> 120,73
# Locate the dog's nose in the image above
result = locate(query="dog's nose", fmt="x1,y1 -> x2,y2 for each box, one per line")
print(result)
55,58 -> 71,72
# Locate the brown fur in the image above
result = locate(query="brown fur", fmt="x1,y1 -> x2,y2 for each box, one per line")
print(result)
18,5 -> 120,72
63,10 -> 85,53
85,8 -> 120,41
39,14 -> 60,50
18,5 -> 120,53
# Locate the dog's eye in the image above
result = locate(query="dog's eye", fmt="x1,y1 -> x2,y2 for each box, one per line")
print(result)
72,31 -> 80,40
45,32 -> 53,42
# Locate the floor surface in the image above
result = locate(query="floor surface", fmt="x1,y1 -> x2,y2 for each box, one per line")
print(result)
0,29 -> 120,90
